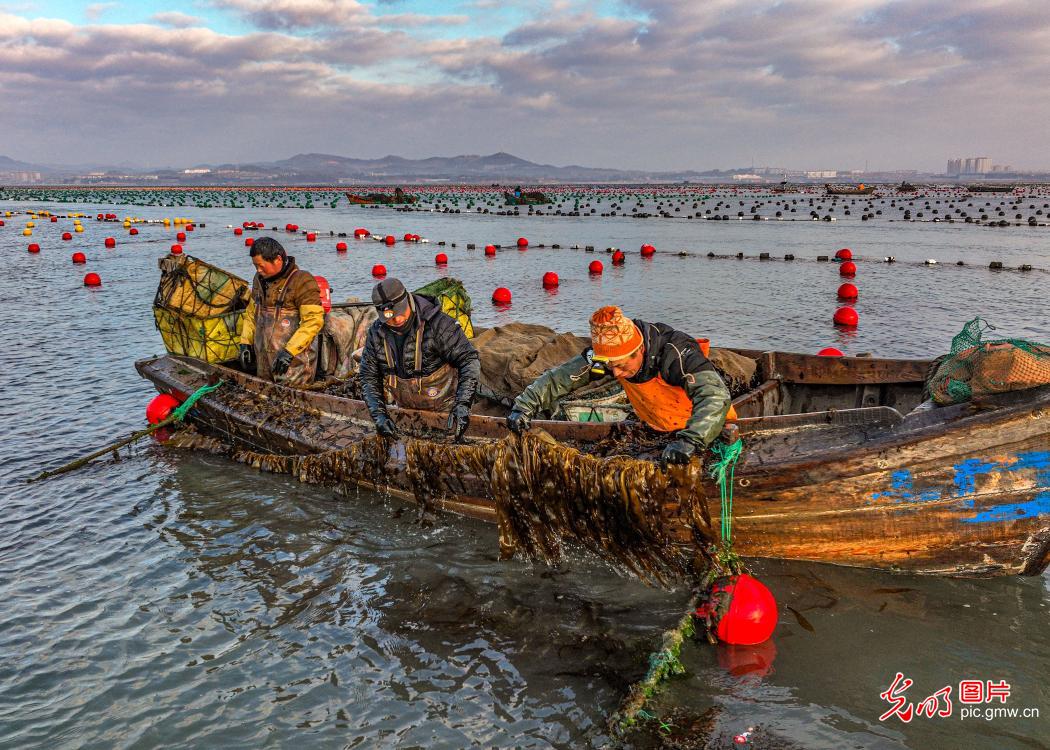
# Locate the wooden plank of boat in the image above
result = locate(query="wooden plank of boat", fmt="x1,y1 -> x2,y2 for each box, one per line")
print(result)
135,353 -> 1050,578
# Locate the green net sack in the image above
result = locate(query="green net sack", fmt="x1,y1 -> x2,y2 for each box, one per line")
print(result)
153,254 -> 249,363
927,317 -> 1050,405
415,278 -> 474,338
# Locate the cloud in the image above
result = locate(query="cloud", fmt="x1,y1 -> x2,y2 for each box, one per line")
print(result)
0,1 -> 1048,170
151,11 -> 207,28
84,2 -> 117,21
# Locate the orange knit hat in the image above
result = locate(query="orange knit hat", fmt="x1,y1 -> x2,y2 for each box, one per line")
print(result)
590,306 -> 643,360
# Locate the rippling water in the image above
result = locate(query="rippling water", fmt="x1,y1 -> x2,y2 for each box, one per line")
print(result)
1,196 -> 1047,749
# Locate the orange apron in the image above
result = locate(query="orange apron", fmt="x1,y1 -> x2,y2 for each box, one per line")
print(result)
618,375 -> 693,432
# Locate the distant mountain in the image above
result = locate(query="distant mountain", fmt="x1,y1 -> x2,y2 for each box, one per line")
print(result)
0,155 -> 47,171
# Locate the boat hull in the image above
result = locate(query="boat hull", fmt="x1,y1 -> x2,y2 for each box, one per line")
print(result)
136,355 -> 1050,577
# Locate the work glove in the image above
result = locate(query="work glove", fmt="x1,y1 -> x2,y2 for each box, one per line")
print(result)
660,438 -> 696,470
506,408 -> 531,435
271,348 -> 293,377
238,343 -> 255,371
447,403 -> 471,442
374,413 -> 399,439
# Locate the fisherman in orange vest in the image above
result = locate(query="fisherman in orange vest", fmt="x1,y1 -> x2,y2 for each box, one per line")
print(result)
507,306 -> 732,467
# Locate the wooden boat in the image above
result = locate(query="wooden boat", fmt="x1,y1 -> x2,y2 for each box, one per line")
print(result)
967,184 -> 1015,193
136,350 -> 1050,578
345,188 -> 418,205
504,190 -> 550,205
825,183 -> 875,195
897,182 -> 918,192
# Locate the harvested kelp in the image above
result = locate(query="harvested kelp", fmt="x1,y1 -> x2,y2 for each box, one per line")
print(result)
232,432 -> 721,587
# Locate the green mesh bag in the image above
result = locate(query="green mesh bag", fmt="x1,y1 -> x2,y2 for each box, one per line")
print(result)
927,317 -> 1050,405
414,278 -> 474,337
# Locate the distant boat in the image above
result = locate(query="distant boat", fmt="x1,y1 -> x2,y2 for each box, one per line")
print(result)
825,183 -> 875,195
898,181 -> 918,192
967,184 -> 1014,193
345,187 -> 418,205
504,189 -> 550,205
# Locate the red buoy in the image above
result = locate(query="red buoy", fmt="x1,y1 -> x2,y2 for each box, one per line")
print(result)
245,237 -> 254,246
28,243 -> 40,253
104,237 -> 116,248
818,347 -> 844,356
404,233 -> 414,242
384,235 -> 395,246
50,216 -> 58,223
834,307 -> 859,327
835,248 -> 853,260
170,244 -> 183,255
185,224 -> 194,232
372,264 -> 387,278
517,237 -> 528,247
72,251 -> 86,264
129,227 -> 138,235
176,232 -> 186,242
435,253 -> 448,266
611,250 -> 625,265
306,232 -> 316,242
315,275 -> 332,313
336,241 -> 348,252
542,271 -> 559,288
837,282 -> 858,299
492,287 -> 512,305
83,272 -> 102,287
839,260 -> 857,277
62,231 -> 72,241
640,243 -> 655,257
711,574 -> 778,645
484,245 -> 496,257
242,221 -> 251,228
234,227 -> 243,236
354,228 -> 369,238
146,393 -> 181,424
0,220 -> 5,226
589,260 -> 604,274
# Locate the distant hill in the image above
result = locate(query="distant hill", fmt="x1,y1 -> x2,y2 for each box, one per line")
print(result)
0,155 -> 46,171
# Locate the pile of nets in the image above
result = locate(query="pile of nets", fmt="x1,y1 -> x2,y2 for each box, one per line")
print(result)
415,278 -> 474,337
153,254 -> 249,363
927,317 -> 1050,405
233,432 -> 721,587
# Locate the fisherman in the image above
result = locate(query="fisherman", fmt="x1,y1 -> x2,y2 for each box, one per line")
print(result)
359,277 -> 480,441
237,237 -> 324,386
507,306 -> 732,468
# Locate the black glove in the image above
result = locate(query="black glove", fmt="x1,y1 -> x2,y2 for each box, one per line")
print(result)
506,408 -> 531,435
661,438 -> 696,469
238,344 -> 255,371
271,348 -> 293,377
374,413 -> 399,439
447,403 -> 471,441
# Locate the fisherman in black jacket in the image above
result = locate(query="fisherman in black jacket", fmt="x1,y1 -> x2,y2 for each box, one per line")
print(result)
360,278 -> 480,441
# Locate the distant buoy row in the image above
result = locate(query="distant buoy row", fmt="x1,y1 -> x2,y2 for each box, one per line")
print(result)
832,248 -> 859,333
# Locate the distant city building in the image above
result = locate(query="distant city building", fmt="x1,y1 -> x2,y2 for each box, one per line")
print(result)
805,170 -> 838,178
183,168 -> 212,174
947,158 -> 963,176
732,173 -> 763,181
973,157 -> 991,174
948,156 -> 995,175
0,171 -> 42,183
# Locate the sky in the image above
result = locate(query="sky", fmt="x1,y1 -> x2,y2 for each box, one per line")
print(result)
1,0 -> 1048,172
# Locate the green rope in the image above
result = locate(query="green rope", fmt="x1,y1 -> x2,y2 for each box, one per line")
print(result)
172,380 -> 224,422
708,438 -> 744,571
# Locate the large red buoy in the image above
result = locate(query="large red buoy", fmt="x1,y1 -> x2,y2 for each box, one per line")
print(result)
245,237 -> 254,246
129,227 -> 138,235
234,227 -> 243,236
492,287 -> 512,305
28,243 -> 40,253
315,275 -> 332,313
834,307 -> 859,327
371,264 -> 387,278
72,251 -> 86,264
611,250 -> 625,266
835,248 -> 853,260
542,271 -> 559,288
435,252 -> 448,266
146,393 -> 182,424
62,231 -> 72,241
839,261 -> 857,277
817,347 -> 844,356
640,243 -> 655,257
83,272 -> 102,287
484,245 -> 497,257
836,282 -> 858,299
176,232 -> 186,242
384,235 -> 395,246
517,237 -> 528,247
170,244 -> 183,255
306,232 -> 316,242
589,260 -> 604,274
104,237 -> 116,248
336,241 -> 348,252
711,574 -> 778,645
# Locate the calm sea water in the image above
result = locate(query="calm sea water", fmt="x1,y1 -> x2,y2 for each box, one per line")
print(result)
1,194 -> 1047,749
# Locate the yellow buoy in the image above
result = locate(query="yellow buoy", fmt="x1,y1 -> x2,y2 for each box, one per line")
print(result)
26,221 -> 35,228
75,225 -> 84,233
23,228 -> 32,236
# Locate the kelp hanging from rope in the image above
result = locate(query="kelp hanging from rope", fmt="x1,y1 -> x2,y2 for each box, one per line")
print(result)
231,432 -> 721,587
